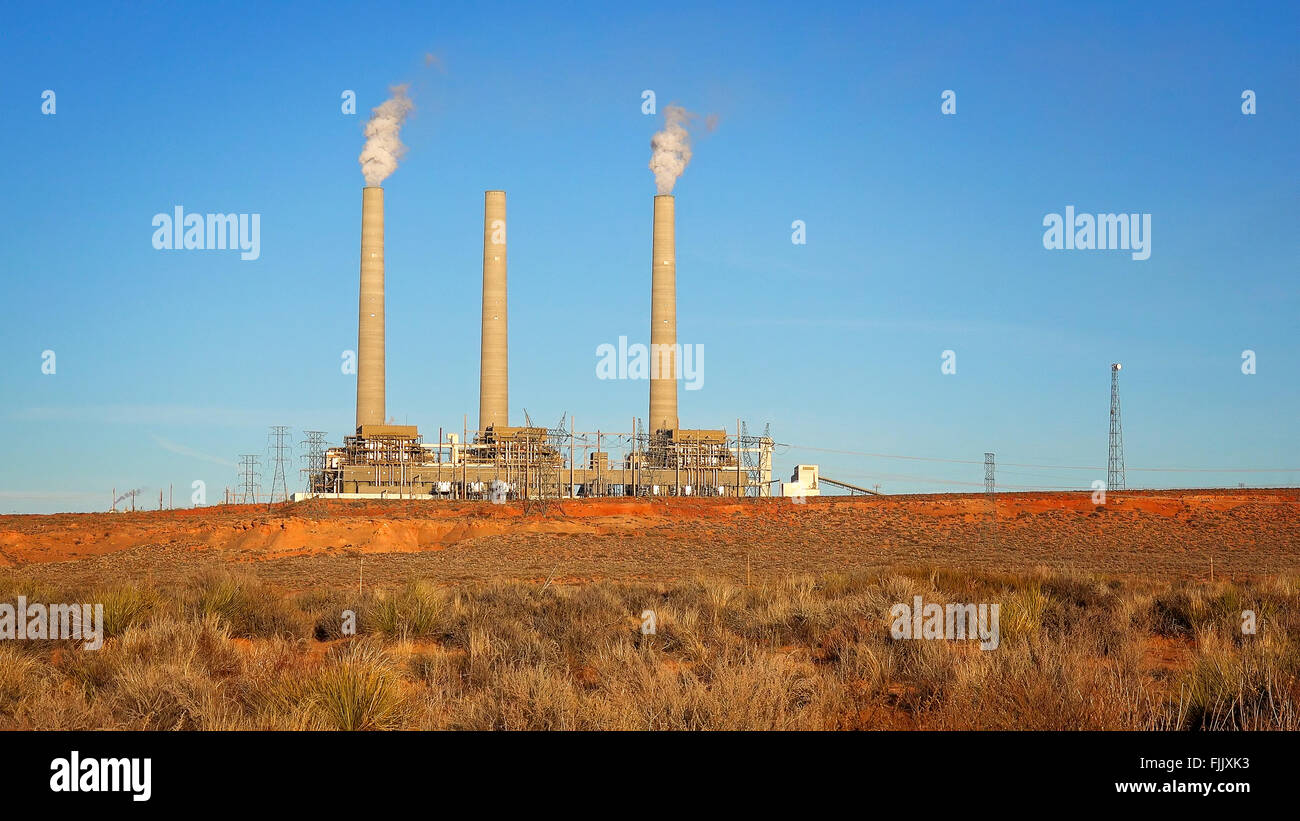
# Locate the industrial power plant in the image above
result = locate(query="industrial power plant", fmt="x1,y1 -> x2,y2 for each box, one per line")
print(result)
299,100 -> 775,502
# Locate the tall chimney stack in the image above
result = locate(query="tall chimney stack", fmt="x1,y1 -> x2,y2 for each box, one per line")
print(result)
649,194 -> 679,432
478,190 -> 508,432
356,186 -> 386,430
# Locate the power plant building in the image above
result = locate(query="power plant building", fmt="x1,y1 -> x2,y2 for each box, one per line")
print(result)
304,190 -> 772,501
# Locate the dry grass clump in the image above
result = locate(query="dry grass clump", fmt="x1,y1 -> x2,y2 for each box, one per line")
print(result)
183,571 -> 312,639
0,567 -> 1295,730
85,583 -> 164,637
0,645 -> 42,712
1171,626 -> 1299,730
300,641 -> 408,730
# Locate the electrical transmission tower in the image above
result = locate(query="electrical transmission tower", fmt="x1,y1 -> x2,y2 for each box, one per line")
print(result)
1108,364 -> 1126,491
984,452 -> 995,497
300,430 -> 328,493
236,455 -> 262,504
268,426 -> 292,503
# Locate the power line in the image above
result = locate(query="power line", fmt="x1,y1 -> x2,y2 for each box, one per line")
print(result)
774,443 -> 1298,474
825,469 -> 1298,494
830,470 -> 1081,490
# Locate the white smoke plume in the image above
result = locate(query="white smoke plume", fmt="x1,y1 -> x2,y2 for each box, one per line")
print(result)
649,104 -> 694,195
359,85 -> 414,186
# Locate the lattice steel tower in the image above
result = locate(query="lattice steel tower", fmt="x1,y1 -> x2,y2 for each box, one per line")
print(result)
300,430 -> 328,493
237,455 -> 262,504
268,426 -> 292,503
1108,364 -> 1126,490
984,453 -> 995,496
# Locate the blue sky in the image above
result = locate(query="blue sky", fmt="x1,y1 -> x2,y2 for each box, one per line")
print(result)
1,0 -> 1296,512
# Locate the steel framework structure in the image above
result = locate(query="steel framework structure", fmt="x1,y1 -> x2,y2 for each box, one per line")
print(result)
1108,364 -> 1126,491
268,426 -> 292,503
236,455 -> 261,504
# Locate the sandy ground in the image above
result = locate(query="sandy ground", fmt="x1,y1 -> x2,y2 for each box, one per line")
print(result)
2,489 -> 1297,590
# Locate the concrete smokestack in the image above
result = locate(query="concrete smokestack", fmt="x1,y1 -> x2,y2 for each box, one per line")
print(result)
478,190 -> 508,432
356,186 -> 385,430
649,194 -> 678,432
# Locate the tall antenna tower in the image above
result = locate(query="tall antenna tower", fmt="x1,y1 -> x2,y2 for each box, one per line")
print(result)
237,455 -> 262,504
268,426 -> 292,503
300,430 -> 327,493
1108,363 -> 1126,491
984,452 -> 995,496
